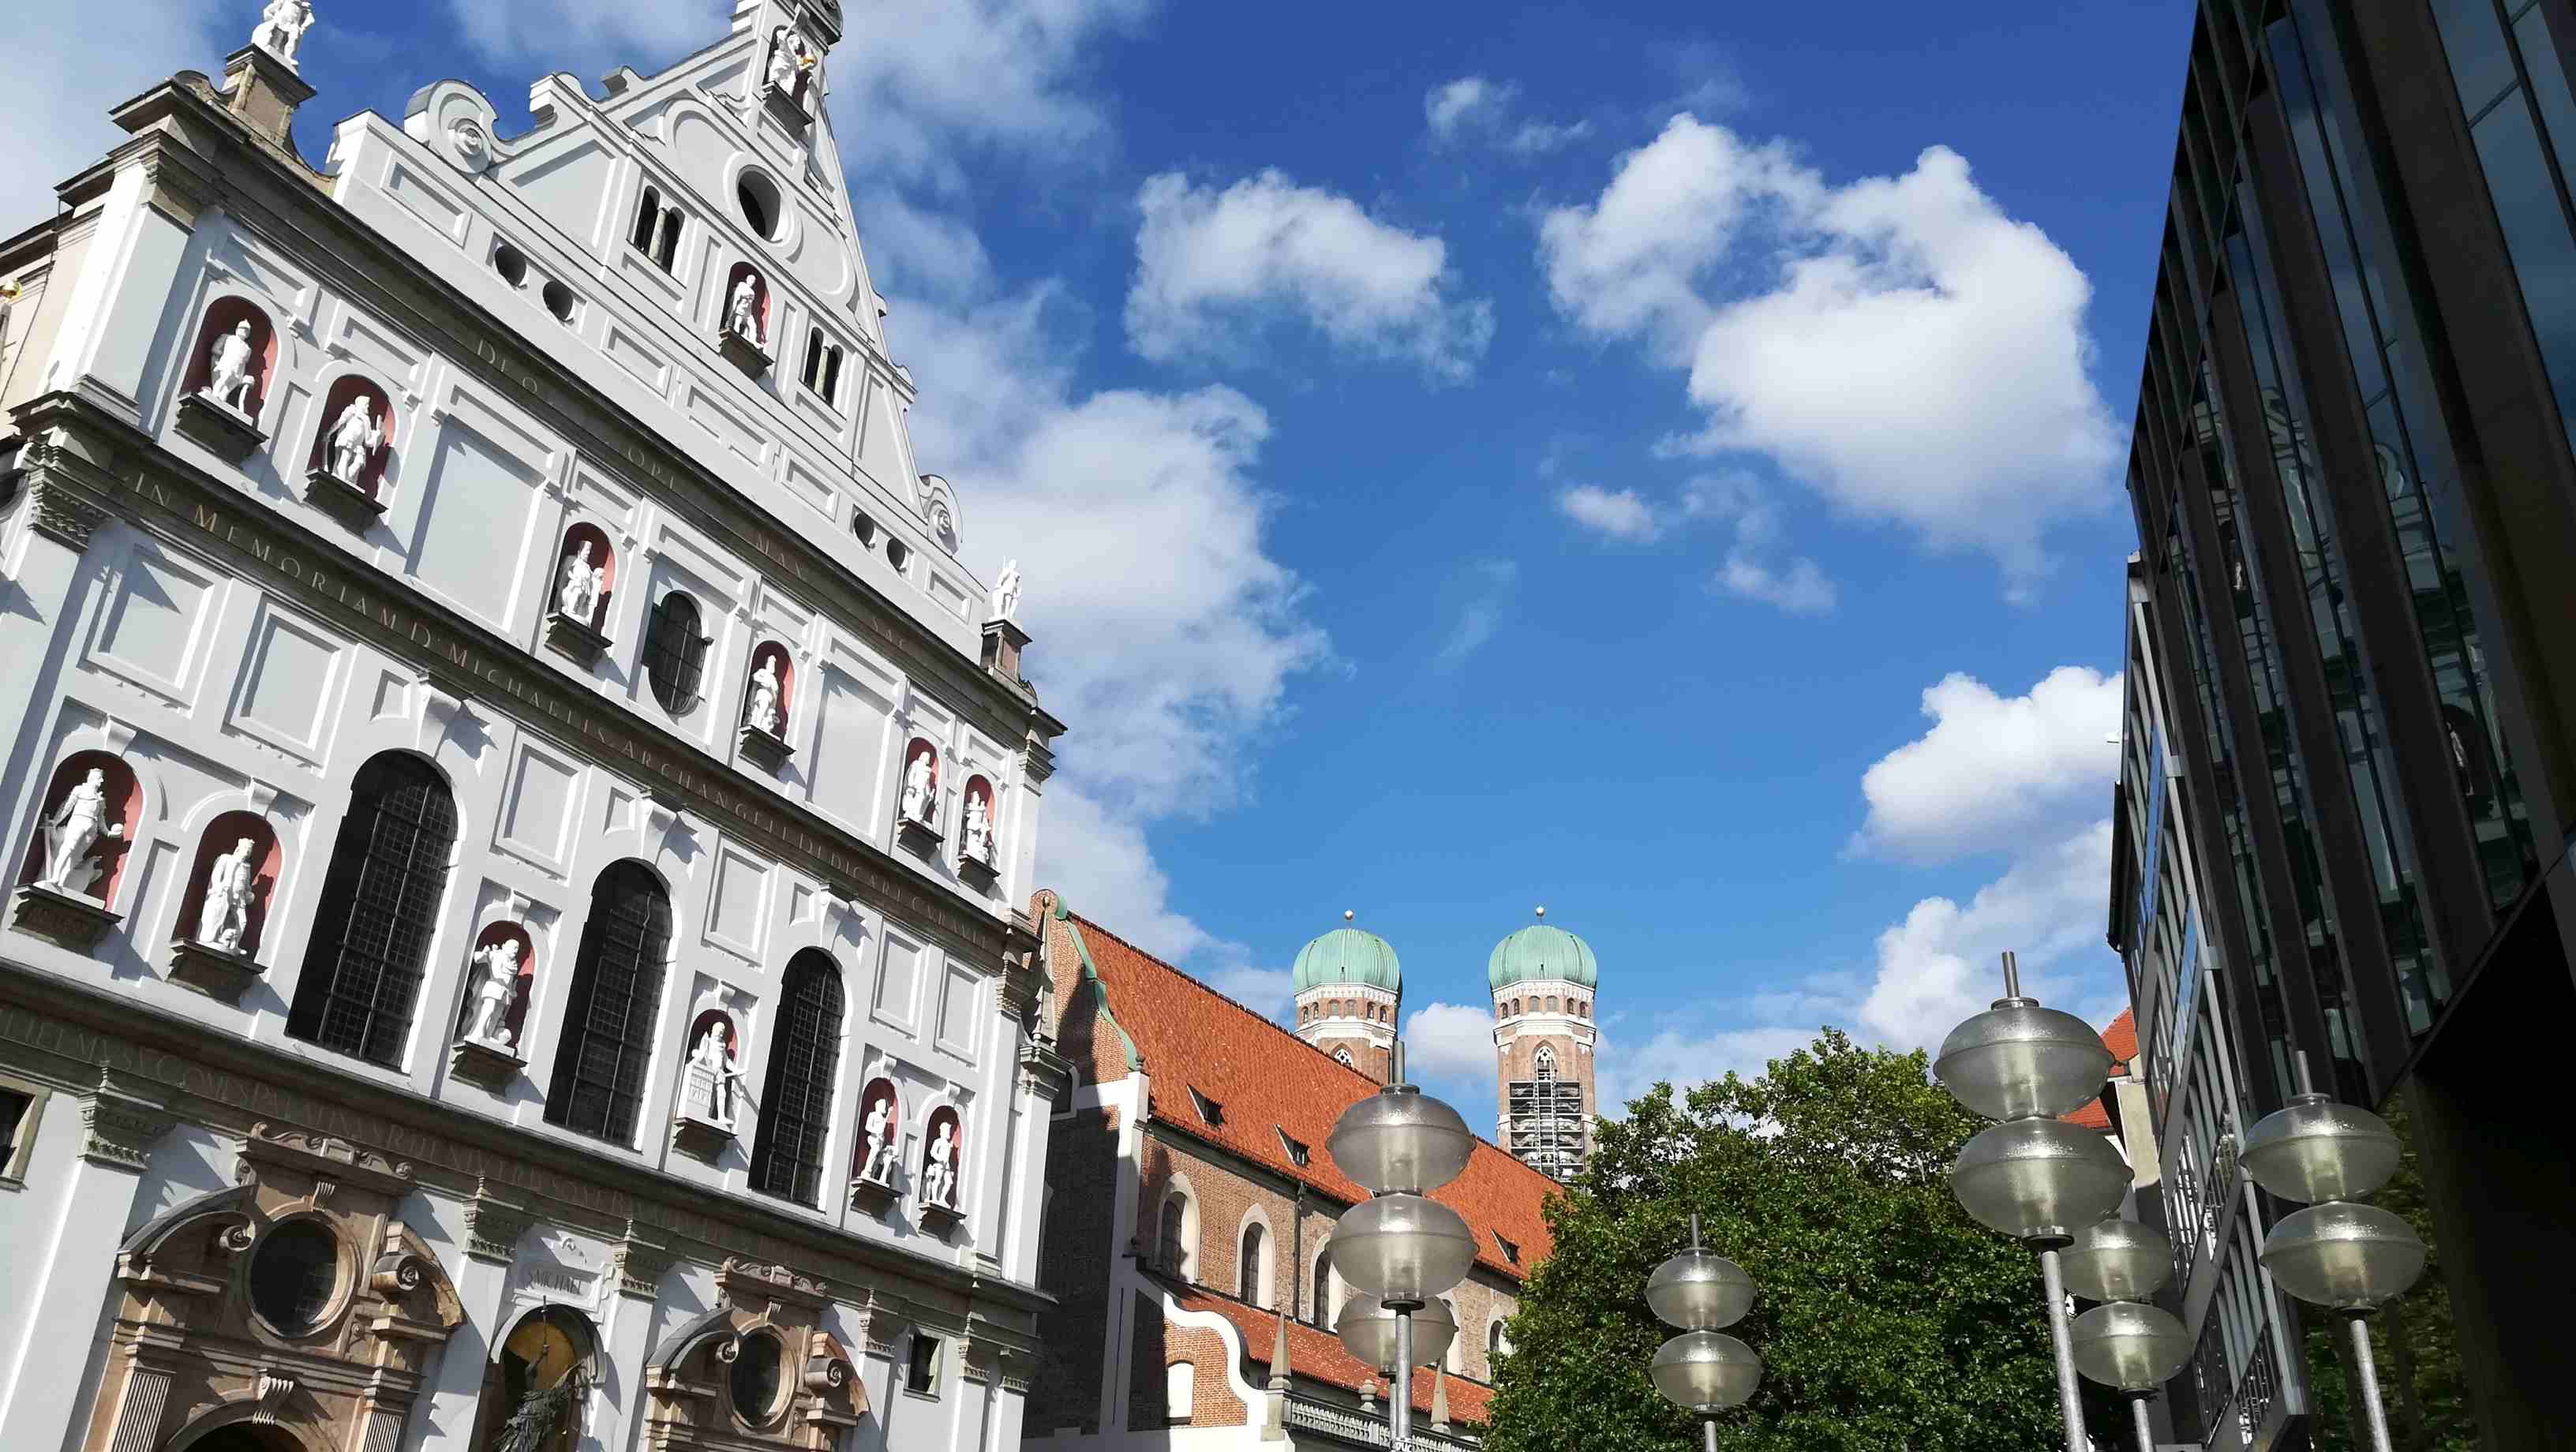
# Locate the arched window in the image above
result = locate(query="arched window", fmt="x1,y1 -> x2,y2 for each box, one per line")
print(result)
821,345 -> 844,405
801,328 -> 825,390
1311,1247 -> 1337,1327
288,753 -> 455,1065
631,187 -> 661,252
654,208 -> 682,271
1165,1362 -> 1194,1425
750,949 -> 843,1205
1238,1221 -> 1267,1305
642,591 -> 707,714
1488,1316 -> 1510,1360
1157,1193 -> 1191,1275
472,1305 -> 597,1452
1533,1045 -> 1557,1080
1334,1048 -> 1355,1068
545,862 -> 672,1144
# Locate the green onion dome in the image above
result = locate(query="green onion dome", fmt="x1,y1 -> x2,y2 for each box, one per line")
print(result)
1291,923 -> 1402,994
1488,920 -> 1598,990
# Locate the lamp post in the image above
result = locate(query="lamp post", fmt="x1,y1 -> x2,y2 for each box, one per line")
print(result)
2240,1054 -> 2422,1452
1328,1043 -> 1477,1452
1936,952 -> 2129,1452
2061,1217 -> 2192,1451
1646,1214 -> 1760,1452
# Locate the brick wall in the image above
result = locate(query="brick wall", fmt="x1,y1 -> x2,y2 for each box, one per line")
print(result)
1126,1293 -> 1249,1429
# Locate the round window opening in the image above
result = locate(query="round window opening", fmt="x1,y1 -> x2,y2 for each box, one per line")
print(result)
729,1331 -> 785,1424
886,538 -> 911,572
493,243 -> 530,288
736,171 -> 784,241
543,280 -> 576,323
249,1220 -> 342,1334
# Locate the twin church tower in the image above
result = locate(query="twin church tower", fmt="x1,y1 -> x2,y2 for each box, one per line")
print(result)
1286,910 -> 1601,1183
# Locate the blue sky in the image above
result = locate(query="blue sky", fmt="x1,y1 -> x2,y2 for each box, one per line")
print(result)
13,0 -> 2188,1117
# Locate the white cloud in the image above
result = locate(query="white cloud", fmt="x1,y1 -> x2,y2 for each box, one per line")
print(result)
1857,821 -> 2122,1050
1127,170 -> 1493,380
1540,117 -> 2121,589
1205,963 -> 1296,1019
1718,554 -> 1837,613
1684,472 -> 1836,612
1596,1024 -> 1818,1116
1403,1001 -> 1500,1115
447,0 -> 722,77
1556,485 -> 1663,542
1435,559 -> 1520,670
1425,75 -> 1591,155
2,0 -> 230,226
1853,667 -> 2123,863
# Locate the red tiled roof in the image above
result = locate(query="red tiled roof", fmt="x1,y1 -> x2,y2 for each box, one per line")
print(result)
1174,1288 -> 1494,1426
1065,912 -> 1559,1282
2062,1009 -> 2140,1132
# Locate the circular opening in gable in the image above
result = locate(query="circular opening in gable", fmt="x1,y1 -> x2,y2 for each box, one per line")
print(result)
249,1219 -> 343,1336
493,243 -> 529,288
852,511 -> 877,549
886,538 -> 910,573
542,281 -> 577,323
729,1330 -> 785,1424
737,170 -> 784,241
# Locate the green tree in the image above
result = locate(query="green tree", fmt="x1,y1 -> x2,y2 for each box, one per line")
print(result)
1485,1031 -> 2125,1451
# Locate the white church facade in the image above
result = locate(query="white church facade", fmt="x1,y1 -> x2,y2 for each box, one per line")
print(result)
0,2 -> 1069,1450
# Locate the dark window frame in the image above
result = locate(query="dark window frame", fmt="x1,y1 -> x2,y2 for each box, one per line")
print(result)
287,752 -> 457,1067
748,950 -> 844,1206
545,861 -> 674,1146
642,590 -> 709,715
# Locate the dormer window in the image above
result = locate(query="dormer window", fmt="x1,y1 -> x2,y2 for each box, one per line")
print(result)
1276,1128 -> 1310,1168
801,328 -> 845,407
1495,1232 -> 1521,1265
1188,1087 -> 1223,1128
630,186 -> 683,274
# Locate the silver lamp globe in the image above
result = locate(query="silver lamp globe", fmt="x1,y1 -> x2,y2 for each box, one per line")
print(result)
2068,1300 -> 2193,1393
1649,1330 -> 1763,1416
2260,1202 -> 2427,1312
1934,995 -> 2114,1122
1328,1083 -> 1477,1196
1336,1291 -> 1458,1373
1950,1117 -> 2133,1243
1646,1246 -> 1756,1332
2061,1218 -> 2175,1304
2239,1091 -> 2403,1205
1331,1192 -> 1478,1308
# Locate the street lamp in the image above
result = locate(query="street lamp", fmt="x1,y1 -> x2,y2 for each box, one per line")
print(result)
1336,1292 -> 1458,1380
1937,952 -> 2129,1452
1328,1044 -> 1477,1452
1646,1215 -> 1760,1452
2241,1054 -> 2424,1452
2061,1218 -> 2192,1451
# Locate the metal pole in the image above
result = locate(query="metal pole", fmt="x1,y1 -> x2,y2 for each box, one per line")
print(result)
2129,1394 -> 2155,1452
2345,1314 -> 2395,1452
1702,1415 -> 1719,1452
2036,1247 -> 2087,1452
1391,1307 -> 1413,1451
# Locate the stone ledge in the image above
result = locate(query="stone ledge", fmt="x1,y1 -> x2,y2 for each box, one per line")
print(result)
542,610 -> 613,668
717,330 -> 772,380
671,1113 -> 733,1164
167,939 -> 264,1004
303,466 -> 387,529
174,392 -> 268,462
846,1175 -> 897,1215
447,1037 -> 524,1091
956,855 -> 997,891
738,724 -> 794,773
9,884 -> 122,950
762,85 -> 811,137
896,818 -> 943,859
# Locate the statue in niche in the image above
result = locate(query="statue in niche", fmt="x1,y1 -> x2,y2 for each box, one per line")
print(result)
253,0 -> 315,67
727,273 -> 764,346
686,1018 -> 743,1126
36,769 -> 122,896
961,792 -> 994,867
325,393 -> 386,484
461,937 -> 522,1047
194,838 -> 257,952
923,1118 -> 957,1209
555,541 -> 604,626
766,25 -> 814,99
744,655 -> 782,736
859,1092 -> 900,1185
204,320 -> 260,414
989,559 -> 1022,623
900,750 -> 937,826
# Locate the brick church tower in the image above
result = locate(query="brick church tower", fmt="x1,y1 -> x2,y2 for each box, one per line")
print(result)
1488,910 -> 1600,1182
1290,912 -> 1402,1083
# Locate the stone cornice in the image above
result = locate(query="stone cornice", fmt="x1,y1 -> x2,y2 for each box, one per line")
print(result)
94,73 -> 1064,756
0,958 -> 1054,1322
13,391 -> 1005,966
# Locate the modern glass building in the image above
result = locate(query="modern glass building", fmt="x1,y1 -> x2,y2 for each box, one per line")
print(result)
2116,0 -> 2576,1444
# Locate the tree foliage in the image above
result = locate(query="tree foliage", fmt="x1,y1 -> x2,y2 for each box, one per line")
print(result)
1485,1031 -> 2122,1451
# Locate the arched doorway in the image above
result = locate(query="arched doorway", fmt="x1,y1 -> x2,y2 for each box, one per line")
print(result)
181,1428 -> 299,1452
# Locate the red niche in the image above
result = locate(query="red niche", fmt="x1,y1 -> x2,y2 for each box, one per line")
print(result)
179,298 -> 279,416
853,1077 -> 902,1177
173,810 -> 282,956
922,1103 -> 964,1197
687,1008 -> 739,1061
556,522 -> 617,625
723,262 -> 772,345
307,375 -> 398,494
467,919 -> 540,1046
904,739 -> 938,787
21,752 -> 144,904
747,642 -> 793,739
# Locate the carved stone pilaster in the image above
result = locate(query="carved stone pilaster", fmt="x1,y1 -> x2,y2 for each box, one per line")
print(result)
1018,1039 -> 1072,1103
612,1222 -> 675,1299
1020,734 -> 1057,786
80,1072 -> 174,1172
462,1181 -> 532,1264
101,1351 -> 174,1452
27,477 -> 110,552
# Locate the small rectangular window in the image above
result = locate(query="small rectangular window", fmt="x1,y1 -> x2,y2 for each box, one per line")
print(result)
0,1086 -> 40,1184
905,1334 -> 941,1396
1276,1128 -> 1309,1167
1188,1087 -> 1222,1127
1494,1232 -> 1520,1265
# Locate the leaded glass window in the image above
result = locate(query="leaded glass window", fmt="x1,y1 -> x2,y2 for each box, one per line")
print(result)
288,752 -> 456,1065
546,862 -> 672,1144
642,591 -> 707,715
749,949 -> 844,1205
